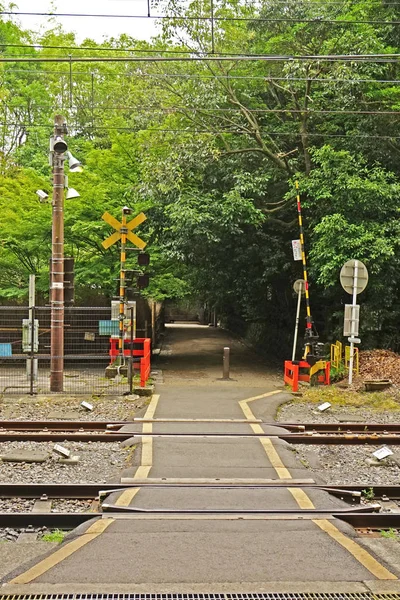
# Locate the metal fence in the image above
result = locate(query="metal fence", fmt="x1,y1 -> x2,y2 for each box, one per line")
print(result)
0,307 -> 146,394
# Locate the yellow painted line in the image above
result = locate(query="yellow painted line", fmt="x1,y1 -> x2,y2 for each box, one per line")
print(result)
144,394 -> 160,420
287,487 -> 315,509
240,390 -> 282,406
258,437 -> 291,479
141,437 -> 153,466
9,518 -> 114,584
239,391 -> 290,479
138,395 -> 159,469
313,519 -> 397,580
116,394 -> 160,506
134,465 -> 151,478
115,487 -> 140,506
240,392 -> 396,579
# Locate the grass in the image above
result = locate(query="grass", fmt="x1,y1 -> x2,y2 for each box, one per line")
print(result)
123,443 -> 138,464
41,529 -> 65,543
289,386 -> 400,412
380,528 -> 399,540
362,487 -> 375,500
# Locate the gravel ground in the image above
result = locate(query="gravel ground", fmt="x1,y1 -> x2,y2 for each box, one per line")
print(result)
279,400 -> 400,485
0,394 -> 150,421
0,441 -> 131,483
278,401 -> 400,424
0,526 -> 48,542
0,498 -> 94,513
291,443 -> 400,485
51,499 -> 95,512
0,498 -> 97,543
0,498 -> 35,512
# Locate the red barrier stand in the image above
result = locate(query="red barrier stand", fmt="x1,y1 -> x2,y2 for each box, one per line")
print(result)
284,360 -> 330,392
109,337 -> 151,387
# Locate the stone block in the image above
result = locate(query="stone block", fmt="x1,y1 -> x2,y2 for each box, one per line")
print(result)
59,455 -> 80,465
0,452 -> 49,463
133,385 -> 154,397
47,411 -> 81,420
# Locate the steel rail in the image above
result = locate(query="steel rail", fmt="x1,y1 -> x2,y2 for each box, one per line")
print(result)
101,504 -> 378,514
280,423 -> 400,433
1,431 -> 400,443
0,510 -> 397,529
1,483 -> 400,501
1,421 -> 400,433
0,482 -> 370,499
0,420 -> 127,431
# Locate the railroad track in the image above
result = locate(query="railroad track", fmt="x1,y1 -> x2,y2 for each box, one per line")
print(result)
0,481 -> 400,500
1,420 -> 400,433
0,509 -> 398,530
0,431 -> 399,444
0,421 -> 399,444
0,482 -> 398,531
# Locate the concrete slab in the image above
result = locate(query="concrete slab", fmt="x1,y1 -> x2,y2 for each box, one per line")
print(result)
5,325 -> 398,588
0,452 -> 49,463
32,520 -> 382,584
150,437 -> 303,469
0,582 -> 377,594
47,411 -> 81,419
0,542 -> 58,580
110,486 -> 302,510
141,466 -> 328,481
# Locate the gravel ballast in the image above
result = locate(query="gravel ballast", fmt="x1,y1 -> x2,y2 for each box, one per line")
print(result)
0,394 -> 149,421
0,441 -> 129,483
278,400 -> 400,485
278,401 -> 400,424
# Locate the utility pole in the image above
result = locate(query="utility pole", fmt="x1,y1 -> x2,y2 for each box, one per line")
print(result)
50,115 -> 67,392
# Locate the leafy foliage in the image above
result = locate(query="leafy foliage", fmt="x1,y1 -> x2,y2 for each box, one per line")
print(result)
0,0 -> 399,353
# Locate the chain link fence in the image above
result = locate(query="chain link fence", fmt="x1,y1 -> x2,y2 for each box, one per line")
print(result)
0,307 -> 147,394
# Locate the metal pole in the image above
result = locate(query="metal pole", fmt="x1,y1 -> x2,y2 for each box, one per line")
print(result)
50,115 -> 65,392
348,260 -> 359,385
129,306 -> 134,394
151,301 -> 156,347
210,0 -> 215,54
292,288 -> 302,362
295,181 -> 313,358
29,274 -> 35,396
222,347 -> 230,380
118,209 -> 127,367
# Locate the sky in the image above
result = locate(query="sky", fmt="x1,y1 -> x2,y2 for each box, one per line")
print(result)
12,1 -> 158,43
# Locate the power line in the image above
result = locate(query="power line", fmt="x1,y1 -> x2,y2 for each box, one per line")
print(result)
2,10 -> 400,25
1,67 -> 400,85
2,122 -> 399,138
0,54 -> 399,64
2,103 -> 400,115
0,43 -> 194,55
61,105 -> 400,116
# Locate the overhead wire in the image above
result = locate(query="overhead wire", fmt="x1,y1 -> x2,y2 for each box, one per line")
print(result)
6,103 -> 397,116
1,122 -> 399,138
1,68 -> 400,85
2,11 -> 400,25
0,54 -> 399,63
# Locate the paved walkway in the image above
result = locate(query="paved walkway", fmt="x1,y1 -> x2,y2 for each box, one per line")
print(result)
3,325 -> 400,592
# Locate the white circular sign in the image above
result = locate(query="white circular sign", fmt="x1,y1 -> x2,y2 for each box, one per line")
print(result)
293,279 -> 306,294
340,259 -> 368,295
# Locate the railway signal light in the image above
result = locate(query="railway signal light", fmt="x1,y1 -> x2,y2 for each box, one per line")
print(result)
138,252 -> 150,267
137,274 -> 149,289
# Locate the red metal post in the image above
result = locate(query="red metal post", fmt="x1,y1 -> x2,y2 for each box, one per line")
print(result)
50,115 -> 66,392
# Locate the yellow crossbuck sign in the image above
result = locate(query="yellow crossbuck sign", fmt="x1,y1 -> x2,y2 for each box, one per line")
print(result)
101,211 -> 147,250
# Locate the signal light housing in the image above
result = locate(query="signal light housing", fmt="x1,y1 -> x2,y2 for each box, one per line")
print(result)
137,274 -> 149,289
138,252 -> 150,266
